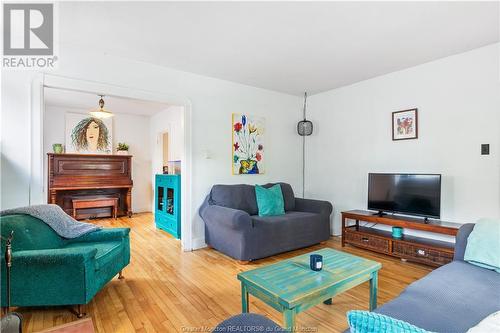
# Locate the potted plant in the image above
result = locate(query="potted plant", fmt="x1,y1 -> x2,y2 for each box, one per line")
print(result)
116,142 -> 129,155
52,143 -> 63,154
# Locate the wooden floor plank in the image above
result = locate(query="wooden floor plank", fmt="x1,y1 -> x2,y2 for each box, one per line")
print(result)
15,213 -> 431,333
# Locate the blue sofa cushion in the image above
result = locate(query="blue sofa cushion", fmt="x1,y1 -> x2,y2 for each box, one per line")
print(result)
255,184 -> 285,216
374,261 -> 500,333
262,182 -> 296,211
464,218 -> 500,272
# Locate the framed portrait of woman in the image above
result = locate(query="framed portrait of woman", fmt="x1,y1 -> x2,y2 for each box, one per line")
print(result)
65,113 -> 113,154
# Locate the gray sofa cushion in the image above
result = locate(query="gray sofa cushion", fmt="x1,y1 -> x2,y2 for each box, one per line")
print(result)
454,223 -> 475,261
249,211 -> 329,258
375,260 -> 500,333
209,184 -> 258,215
209,183 -> 296,215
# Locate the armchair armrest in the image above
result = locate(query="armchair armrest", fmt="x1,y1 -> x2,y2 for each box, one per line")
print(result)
2,247 -> 99,307
295,198 -> 333,216
454,223 -> 475,261
200,204 -> 252,230
13,247 -> 97,266
69,228 -> 130,243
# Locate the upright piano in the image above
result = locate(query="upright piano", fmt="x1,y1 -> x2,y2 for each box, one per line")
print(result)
47,153 -> 133,219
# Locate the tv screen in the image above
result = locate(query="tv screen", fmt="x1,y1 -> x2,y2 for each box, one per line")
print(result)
368,173 -> 441,218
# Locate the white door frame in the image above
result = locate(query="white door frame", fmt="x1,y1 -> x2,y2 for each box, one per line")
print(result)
31,73 -> 194,251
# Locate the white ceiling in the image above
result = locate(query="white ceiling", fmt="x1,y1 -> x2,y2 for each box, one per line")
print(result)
44,88 -> 169,116
60,2 -> 499,95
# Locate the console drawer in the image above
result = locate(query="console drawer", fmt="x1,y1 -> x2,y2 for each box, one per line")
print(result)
392,241 -> 453,266
345,230 -> 390,253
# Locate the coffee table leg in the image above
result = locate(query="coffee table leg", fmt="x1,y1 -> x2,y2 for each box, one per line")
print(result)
241,284 -> 249,313
283,309 -> 295,332
369,271 -> 378,311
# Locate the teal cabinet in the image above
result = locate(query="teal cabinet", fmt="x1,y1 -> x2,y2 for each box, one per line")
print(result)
155,174 -> 181,239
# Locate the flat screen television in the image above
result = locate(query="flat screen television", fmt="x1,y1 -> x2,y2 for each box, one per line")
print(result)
368,173 -> 441,218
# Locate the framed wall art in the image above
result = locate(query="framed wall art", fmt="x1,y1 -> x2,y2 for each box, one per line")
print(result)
65,113 -> 113,153
232,113 -> 265,175
392,108 -> 418,141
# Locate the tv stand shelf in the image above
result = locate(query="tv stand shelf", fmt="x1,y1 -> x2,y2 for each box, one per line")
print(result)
341,210 -> 461,267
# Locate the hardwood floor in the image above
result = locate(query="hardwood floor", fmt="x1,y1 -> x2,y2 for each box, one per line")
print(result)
18,213 -> 432,333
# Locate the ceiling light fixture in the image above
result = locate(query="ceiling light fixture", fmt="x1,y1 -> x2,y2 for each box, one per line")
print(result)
89,95 -> 113,119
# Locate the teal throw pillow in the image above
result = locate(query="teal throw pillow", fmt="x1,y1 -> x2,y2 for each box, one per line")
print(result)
255,184 -> 285,217
464,218 -> 500,273
347,310 -> 434,333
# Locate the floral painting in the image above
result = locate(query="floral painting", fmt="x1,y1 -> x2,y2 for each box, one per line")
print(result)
232,113 -> 265,174
65,113 -> 113,153
392,108 -> 418,141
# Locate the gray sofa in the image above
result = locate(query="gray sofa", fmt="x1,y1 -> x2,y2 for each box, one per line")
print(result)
347,223 -> 500,332
199,183 -> 332,261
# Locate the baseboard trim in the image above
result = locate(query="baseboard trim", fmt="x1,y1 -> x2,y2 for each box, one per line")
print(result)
191,237 -> 207,250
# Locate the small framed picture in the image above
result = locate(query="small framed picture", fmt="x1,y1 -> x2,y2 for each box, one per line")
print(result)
392,108 -> 418,140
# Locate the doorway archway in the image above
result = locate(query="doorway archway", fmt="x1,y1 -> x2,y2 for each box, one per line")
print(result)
30,74 -> 194,250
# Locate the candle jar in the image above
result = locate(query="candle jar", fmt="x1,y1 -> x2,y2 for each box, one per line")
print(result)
392,226 -> 403,238
310,254 -> 323,271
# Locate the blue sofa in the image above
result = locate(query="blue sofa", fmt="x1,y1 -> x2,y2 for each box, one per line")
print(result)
199,183 -> 333,261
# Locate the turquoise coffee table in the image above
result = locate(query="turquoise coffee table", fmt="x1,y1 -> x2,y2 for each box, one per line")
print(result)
237,248 -> 382,332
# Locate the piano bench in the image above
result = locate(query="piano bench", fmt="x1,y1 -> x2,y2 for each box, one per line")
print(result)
72,198 -> 119,220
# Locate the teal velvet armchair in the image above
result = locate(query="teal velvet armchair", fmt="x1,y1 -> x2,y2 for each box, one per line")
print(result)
0,214 -> 130,316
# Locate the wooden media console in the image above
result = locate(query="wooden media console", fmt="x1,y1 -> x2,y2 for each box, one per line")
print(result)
341,210 -> 461,267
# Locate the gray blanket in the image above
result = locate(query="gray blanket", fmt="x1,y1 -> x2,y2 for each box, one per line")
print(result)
0,204 -> 101,238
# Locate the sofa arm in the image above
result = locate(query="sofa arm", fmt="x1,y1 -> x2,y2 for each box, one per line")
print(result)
1,247 -> 98,307
200,204 -> 252,230
13,247 -> 98,266
454,223 -> 475,261
295,198 -> 333,216
69,228 -> 130,243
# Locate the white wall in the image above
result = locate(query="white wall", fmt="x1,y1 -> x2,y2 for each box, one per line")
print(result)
150,105 -> 184,211
1,72 -> 33,209
151,105 -> 184,167
43,106 -> 153,213
307,43 -> 500,238
111,111 -> 153,213
1,46 -> 302,248
7,36 -> 494,247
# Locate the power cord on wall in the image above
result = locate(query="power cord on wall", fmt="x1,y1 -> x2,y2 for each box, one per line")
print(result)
302,133 -> 305,198
301,92 -> 307,198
